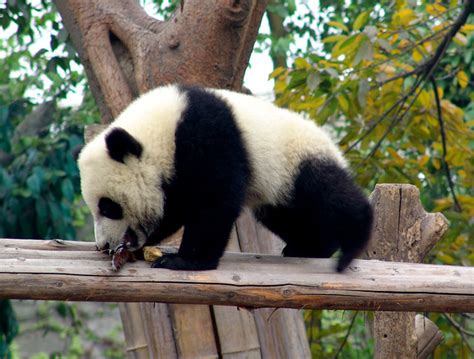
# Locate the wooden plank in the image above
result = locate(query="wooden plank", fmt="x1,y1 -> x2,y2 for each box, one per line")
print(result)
0,238 -> 97,251
169,304 -> 219,358
118,303 -> 149,359
236,209 -> 309,358
139,303 -> 178,359
212,306 -> 261,359
415,314 -> 443,359
212,227 -> 261,358
0,239 -> 473,312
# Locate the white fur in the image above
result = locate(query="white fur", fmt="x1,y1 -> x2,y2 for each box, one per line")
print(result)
212,89 -> 346,206
78,84 -> 345,250
78,85 -> 187,250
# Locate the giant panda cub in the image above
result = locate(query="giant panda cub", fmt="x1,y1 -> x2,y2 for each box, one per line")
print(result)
78,84 -> 373,272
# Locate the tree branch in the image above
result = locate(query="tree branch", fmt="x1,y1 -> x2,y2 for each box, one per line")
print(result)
334,312 -> 358,359
54,0 -> 270,123
444,314 -> 474,352
430,76 -> 462,212
347,0 -> 473,160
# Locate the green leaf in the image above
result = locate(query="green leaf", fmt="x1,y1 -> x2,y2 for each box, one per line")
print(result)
412,48 -> 423,63
269,67 -> 286,79
61,178 -> 74,202
457,71 -> 468,88
322,35 -> 346,44
332,34 -> 363,58
364,25 -> 378,40
353,37 -> 372,66
56,302 -> 68,318
26,173 -> 42,198
33,48 -> 48,58
327,21 -> 349,33
287,70 -> 307,89
294,57 -> 309,70
353,11 -> 370,31
324,68 -> 339,78
337,93 -> 350,114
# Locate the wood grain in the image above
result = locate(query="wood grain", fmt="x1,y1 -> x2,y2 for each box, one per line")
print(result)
1,239 -> 472,313
368,184 -> 449,358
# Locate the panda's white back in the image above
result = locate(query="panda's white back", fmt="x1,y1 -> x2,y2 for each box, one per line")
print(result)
84,84 -> 346,209
212,89 -> 346,206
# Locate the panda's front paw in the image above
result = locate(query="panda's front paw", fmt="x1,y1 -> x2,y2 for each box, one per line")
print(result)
151,253 -> 218,270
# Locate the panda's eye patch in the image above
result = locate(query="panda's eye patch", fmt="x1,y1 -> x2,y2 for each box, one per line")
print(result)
98,197 -> 123,220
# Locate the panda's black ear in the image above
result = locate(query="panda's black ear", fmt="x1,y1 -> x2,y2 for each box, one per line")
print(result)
105,128 -> 143,163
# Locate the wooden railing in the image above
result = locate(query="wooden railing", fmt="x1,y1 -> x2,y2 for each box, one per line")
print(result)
1,238 -> 472,312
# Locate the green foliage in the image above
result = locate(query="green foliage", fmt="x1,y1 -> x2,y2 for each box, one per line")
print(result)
305,311 -> 373,358
272,0 -> 473,266
271,1 -> 474,356
0,1 -> 99,356
0,99 -> 96,240
14,302 -> 124,359
141,0 -> 180,20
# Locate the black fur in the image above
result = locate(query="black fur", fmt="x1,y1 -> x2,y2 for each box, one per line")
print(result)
148,86 -> 251,270
145,87 -> 372,272
254,158 -> 373,272
98,197 -> 123,220
105,127 -> 143,163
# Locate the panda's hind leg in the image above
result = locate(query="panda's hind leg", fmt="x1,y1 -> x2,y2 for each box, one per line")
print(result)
255,157 -> 373,271
254,204 -> 338,259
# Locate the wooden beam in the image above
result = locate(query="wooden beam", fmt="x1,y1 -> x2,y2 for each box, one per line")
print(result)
0,239 -> 473,312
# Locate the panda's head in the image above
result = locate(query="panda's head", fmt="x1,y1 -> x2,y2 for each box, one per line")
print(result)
78,127 -> 164,252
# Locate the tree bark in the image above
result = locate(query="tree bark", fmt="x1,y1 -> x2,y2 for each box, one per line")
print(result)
53,1 -> 313,357
54,0 -> 268,122
368,184 -> 448,359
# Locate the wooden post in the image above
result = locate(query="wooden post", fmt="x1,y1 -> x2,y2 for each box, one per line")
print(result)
236,208 -> 311,358
369,184 -> 447,358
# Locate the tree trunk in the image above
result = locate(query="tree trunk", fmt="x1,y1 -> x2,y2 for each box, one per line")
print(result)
266,1 -> 288,69
368,184 -> 448,359
54,0 -> 310,357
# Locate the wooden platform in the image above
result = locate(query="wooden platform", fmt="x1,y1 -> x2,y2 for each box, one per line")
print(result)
1,238 -> 473,312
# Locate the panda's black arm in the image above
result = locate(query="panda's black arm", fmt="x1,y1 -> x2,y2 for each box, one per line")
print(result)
151,206 -> 239,270
145,180 -> 185,245
146,216 -> 183,245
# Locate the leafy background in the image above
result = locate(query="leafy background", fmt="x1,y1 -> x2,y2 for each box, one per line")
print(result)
0,0 -> 473,357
